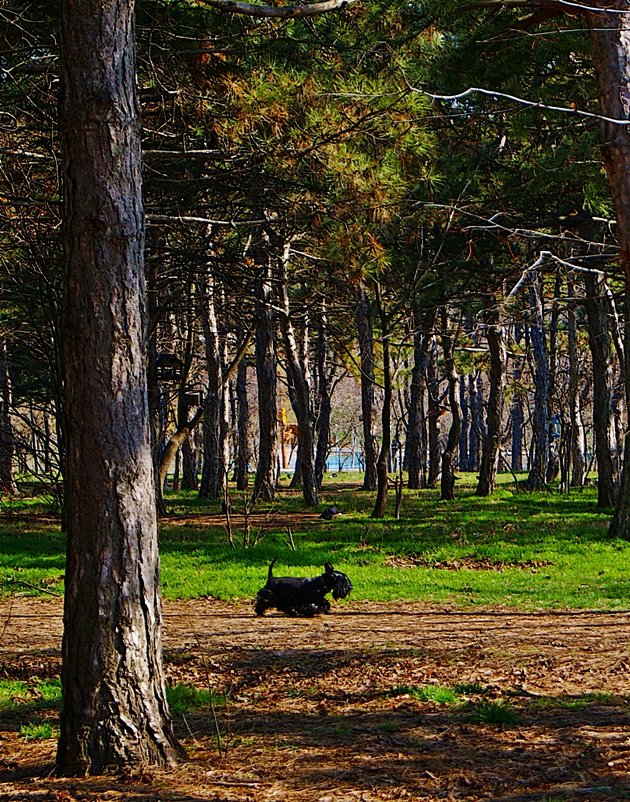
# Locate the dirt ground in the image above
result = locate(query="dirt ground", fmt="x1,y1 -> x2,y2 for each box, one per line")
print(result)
1,595 -> 630,802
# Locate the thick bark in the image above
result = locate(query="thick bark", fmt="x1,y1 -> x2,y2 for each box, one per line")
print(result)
426,338 -> 441,488
584,272 -> 618,507
476,300 -> 506,497
57,0 -> 182,774
440,309 -> 461,501
356,284 -> 378,490
588,5 -> 630,535
510,324 -> 525,473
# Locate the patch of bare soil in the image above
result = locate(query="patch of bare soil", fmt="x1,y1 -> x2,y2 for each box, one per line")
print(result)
1,596 -> 630,801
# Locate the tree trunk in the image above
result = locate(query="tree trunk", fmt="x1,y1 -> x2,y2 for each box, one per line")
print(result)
406,318 -> 431,489
252,235 -> 278,503
523,272 -> 550,490
0,339 -> 17,494
426,336 -> 441,488
566,278 -> 586,487
440,308 -> 461,501
198,272 -> 227,500
356,284 -> 378,490
57,0 -> 182,774
234,343 -> 250,490
370,290 -> 391,518
587,5 -> 630,535
314,304 -> 334,490
279,249 -> 318,506
476,298 -> 506,497
584,271 -> 618,507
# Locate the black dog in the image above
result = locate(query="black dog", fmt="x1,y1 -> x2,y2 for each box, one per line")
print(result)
254,558 -> 352,617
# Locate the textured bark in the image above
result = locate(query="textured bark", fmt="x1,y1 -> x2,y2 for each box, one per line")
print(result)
370,292 -> 391,518
57,0 -> 182,774
314,305 -> 333,490
440,309 -> 461,501
584,272 -> 618,507
234,345 -> 250,490
523,273 -> 550,490
279,252 -> 318,506
406,319 -> 431,490
0,339 -> 17,494
588,5 -> 630,534
356,284 -> 378,490
476,300 -> 506,497
567,279 -> 586,488
198,273 -> 227,500
252,240 -> 278,502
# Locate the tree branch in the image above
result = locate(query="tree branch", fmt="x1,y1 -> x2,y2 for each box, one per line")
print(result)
198,0 -> 359,19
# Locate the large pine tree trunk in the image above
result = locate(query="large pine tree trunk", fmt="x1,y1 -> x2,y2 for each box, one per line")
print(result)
57,0 -> 182,774
234,343 -> 250,491
588,5 -> 630,535
476,299 -> 506,497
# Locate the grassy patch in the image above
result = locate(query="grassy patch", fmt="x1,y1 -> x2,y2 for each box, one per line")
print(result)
1,474 -> 628,610
166,683 -> 225,714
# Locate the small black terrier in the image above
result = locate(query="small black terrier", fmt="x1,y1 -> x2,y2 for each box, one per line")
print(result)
254,558 -> 353,617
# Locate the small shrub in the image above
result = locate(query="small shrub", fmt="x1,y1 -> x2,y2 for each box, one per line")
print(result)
166,683 -> 224,713
20,722 -> 56,740
390,684 -> 459,704
466,699 -> 517,725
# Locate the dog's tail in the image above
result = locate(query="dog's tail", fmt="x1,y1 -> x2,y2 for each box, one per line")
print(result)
267,557 -> 277,582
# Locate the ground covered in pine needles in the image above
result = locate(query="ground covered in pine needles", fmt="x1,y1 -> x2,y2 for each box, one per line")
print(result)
1,595 -> 630,802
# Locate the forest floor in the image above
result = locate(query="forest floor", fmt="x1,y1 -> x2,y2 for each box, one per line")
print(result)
1,595 -> 630,802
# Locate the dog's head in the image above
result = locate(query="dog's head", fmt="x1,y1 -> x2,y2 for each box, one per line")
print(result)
324,562 -> 353,600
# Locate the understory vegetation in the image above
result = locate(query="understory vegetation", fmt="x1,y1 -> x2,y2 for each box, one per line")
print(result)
1,472 -> 627,611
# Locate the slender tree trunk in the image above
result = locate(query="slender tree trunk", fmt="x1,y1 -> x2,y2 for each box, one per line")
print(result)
584,272 -> 618,507
426,337 -> 441,488
57,0 -> 182,773
476,298 -> 506,497
406,319 -> 431,489
0,339 -> 17,494
566,279 -> 586,487
357,284 -> 378,490
314,304 -> 334,490
198,272 -> 226,500
370,290 -> 391,518
252,237 -> 278,502
523,272 -> 550,490
235,343 -> 250,490
279,251 -> 318,506
440,308 -> 461,501
458,376 -> 470,471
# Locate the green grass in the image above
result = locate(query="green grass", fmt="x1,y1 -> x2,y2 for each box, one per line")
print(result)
1,473 -> 629,610
20,722 -> 57,740
390,684 -> 460,704
166,683 -> 225,713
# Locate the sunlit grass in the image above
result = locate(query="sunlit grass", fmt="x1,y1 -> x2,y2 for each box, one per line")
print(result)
1,473 -> 628,610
